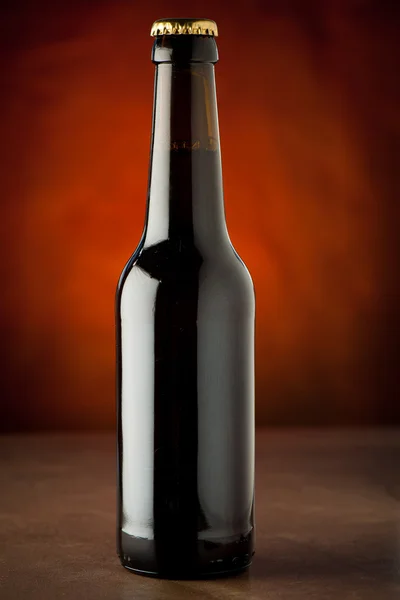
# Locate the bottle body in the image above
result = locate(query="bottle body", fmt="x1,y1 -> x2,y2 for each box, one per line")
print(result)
116,30 -> 255,578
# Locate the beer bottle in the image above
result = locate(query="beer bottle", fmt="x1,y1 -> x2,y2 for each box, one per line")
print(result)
116,18 -> 255,578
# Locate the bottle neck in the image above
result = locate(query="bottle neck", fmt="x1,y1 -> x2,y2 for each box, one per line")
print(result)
144,57 -> 228,249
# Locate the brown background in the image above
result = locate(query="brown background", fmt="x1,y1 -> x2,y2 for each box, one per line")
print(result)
1,1 -> 399,431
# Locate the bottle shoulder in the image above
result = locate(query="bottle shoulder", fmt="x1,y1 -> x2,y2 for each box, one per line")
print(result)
119,238 -> 251,280
117,237 -> 254,307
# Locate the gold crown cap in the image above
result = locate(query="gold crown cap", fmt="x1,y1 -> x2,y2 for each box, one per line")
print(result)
151,18 -> 218,37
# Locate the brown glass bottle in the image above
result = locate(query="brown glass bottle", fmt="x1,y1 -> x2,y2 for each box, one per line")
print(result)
116,20 -> 255,579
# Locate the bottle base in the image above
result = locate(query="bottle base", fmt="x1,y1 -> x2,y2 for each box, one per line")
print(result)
120,557 -> 253,580
118,528 -> 255,580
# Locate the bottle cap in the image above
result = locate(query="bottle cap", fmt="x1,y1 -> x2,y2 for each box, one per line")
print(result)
150,18 -> 218,37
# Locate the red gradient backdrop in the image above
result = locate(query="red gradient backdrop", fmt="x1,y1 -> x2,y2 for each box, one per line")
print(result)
1,1 -> 399,430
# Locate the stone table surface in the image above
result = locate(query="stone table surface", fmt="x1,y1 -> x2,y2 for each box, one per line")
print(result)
0,429 -> 399,599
